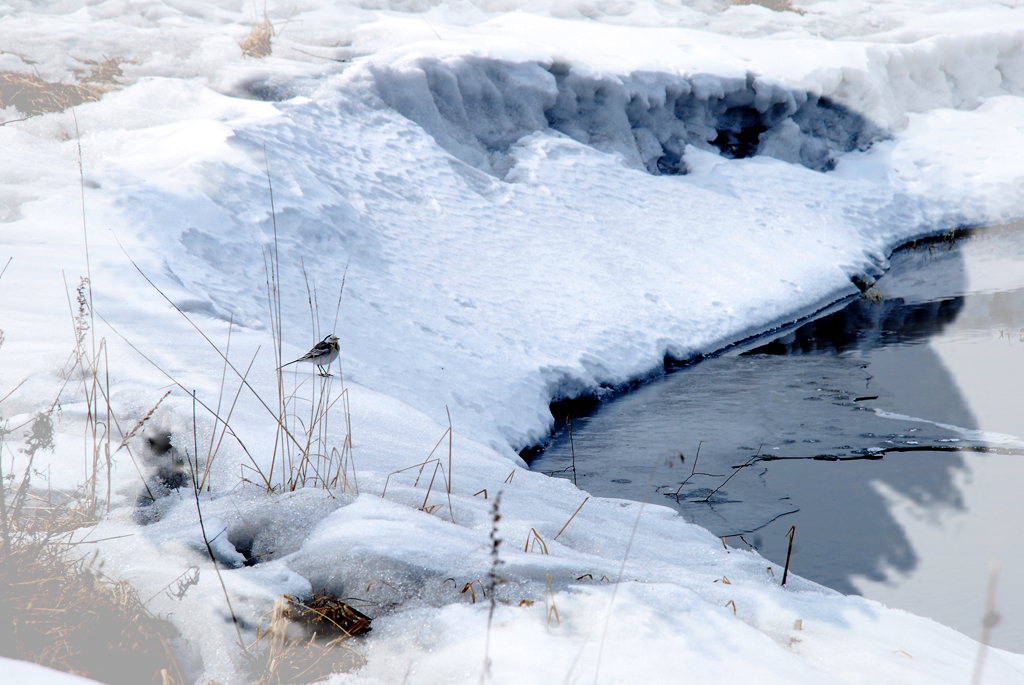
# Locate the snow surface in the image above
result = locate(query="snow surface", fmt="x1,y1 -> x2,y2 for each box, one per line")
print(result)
0,657 -> 105,685
3,1 -> 1024,683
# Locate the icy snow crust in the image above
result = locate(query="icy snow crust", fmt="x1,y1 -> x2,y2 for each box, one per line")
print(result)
3,1 -> 1024,683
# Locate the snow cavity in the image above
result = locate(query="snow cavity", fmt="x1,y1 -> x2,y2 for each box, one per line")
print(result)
367,56 -> 887,177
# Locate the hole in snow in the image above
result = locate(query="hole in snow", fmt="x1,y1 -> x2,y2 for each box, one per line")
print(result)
229,533 -> 272,567
712,122 -> 767,160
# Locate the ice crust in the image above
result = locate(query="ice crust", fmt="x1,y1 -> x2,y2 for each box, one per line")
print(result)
3,1 -> 1024,683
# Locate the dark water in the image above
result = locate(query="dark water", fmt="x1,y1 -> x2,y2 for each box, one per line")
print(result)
530,222 -> 1024,651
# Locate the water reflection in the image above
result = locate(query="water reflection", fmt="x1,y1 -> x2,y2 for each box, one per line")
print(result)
754,296 -> 964,356
529,225 -> 1024,648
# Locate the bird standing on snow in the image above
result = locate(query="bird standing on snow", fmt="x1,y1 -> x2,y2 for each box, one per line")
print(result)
280,334 -> 340,377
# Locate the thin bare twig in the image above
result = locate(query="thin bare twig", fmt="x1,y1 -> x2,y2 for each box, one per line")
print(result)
699,444 -> 762,503
781,525 -> 795,587
445,406 -> 455,523
673,441 -> 722,497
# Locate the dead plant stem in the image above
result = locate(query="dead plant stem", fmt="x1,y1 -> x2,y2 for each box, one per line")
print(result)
554,497 -> 589,541
208,314 -> 233,471
700,444 -> 762,502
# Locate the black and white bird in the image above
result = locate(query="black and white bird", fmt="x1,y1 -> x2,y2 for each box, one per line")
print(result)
280,334 -> 340,377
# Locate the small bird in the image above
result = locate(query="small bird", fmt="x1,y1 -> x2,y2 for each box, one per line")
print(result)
280,334 -> 340,377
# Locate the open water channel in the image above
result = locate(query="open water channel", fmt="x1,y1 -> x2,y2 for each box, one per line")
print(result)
529,221 -> 1024,652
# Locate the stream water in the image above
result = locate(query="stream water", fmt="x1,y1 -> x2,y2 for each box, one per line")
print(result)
530,221 -> 1024,652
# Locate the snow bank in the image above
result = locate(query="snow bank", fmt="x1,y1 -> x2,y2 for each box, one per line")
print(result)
3,1 -> 1024,683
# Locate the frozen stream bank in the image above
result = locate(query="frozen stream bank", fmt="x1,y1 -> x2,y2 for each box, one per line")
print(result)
532,222 -> 1024,652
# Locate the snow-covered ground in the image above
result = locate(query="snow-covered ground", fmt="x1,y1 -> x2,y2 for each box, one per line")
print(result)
3,1 -> 1024,683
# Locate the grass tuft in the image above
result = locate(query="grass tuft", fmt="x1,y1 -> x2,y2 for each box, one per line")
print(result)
240,17 -> 274,59
263,154 -> 356,496
461,580 -> 485,603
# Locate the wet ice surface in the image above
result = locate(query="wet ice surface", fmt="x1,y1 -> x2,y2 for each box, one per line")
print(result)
530,223 -> 1024,651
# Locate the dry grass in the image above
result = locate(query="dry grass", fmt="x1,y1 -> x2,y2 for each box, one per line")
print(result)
0,99 -> 187,683
0,114 -> 370,685
108,209 -> 355,499
0,72 -> 103,115
481,493 -> 503,681
284,593 -> 372,638
246,594 -> 368,684
241,18 -> 274,59
0,59 -> 126,117
0,490 -> 185,684
265,244 -> 356,496
73,58 -> 128,86
379,422 -> 455,521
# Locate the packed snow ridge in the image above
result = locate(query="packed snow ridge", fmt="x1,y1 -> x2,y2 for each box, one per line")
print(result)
368,57 -> 886,176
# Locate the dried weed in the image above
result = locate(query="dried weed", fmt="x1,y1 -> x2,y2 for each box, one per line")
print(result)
0,59 -> 127,117
241,18 -> 274,59
0,517 -> 185,684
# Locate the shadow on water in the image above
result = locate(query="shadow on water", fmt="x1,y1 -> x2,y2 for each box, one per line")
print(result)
529,226 -> 1024,599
